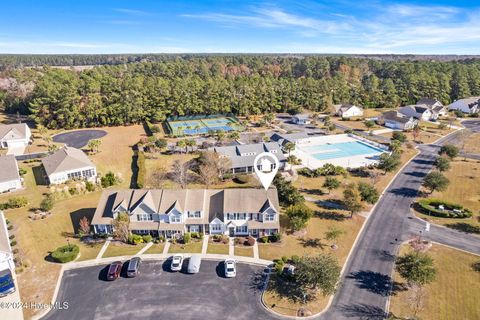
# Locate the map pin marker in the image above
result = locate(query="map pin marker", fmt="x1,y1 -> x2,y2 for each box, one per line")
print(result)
254,152 -> 280,190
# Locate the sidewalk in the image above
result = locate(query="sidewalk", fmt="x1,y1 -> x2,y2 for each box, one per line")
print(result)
95,237 -> 111,260
201,235 -> 209,254
136,242 -> 153,255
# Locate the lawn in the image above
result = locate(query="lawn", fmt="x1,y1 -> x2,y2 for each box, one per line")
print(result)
332,118 -> 382,131
75,242 -> 104,261
143,243 -> 166,254
168,241 -> 203,253
88,125 -> 146,187
390,244 -> 480,320
234,246 -> 253,258
102,242 -> 146,258
417,159 -> 480,233
463,132 -> 480,154
206,242 -> 229,255
4,190 -> 102,319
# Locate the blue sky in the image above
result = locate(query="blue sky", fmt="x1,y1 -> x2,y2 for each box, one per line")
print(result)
1,0 -> 480,54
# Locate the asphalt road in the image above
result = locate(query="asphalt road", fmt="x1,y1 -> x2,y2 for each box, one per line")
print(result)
42,260 -> 274,320
322,120 -> 480,320
53,130 -> 107,148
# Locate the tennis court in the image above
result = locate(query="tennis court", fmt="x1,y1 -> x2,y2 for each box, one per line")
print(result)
166,116 -> 244,136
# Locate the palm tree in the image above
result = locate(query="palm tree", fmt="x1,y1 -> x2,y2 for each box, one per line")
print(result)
176,139 -> 187,153
216,130 -> 226,144
228,131 -> 240,141
283,142 -> 295,157
186,139 -> 196,152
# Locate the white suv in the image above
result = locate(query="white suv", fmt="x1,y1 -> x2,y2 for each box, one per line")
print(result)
224,259 -> 236,278
170,254 -> 184,272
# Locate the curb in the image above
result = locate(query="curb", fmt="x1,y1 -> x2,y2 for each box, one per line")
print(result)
260,147 -> 422,319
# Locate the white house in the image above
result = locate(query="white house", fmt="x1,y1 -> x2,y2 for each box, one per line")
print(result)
417,98 -> 448,117
91,188 -> 280,238
334,104 -> 364,118
0,156 -> 22,194
292,114 -> 311,125
41,146 -> 97,185
399,105 -> 434,121
378,111 -> 418,130
0,123 -> 31,154
448,97 -> 480,114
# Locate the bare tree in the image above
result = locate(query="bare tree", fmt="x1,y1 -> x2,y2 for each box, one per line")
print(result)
198,164 -> 218,188
172,157 -> 191,189
149,166 -> 167,188
112,212 -> 130,243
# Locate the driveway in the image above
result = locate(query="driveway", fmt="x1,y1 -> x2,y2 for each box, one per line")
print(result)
42,260 -> 275,320
52,130 -> 107,148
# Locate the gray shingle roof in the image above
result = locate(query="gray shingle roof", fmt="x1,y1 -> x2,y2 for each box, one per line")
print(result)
0,155 -> 20,183
213,142 -> 285,169
0,123 -> 29,140
41,146 -> 95,176
381,111 -> 412,124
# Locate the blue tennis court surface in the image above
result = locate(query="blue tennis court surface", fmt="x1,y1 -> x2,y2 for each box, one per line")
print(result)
300,141 -> 384,161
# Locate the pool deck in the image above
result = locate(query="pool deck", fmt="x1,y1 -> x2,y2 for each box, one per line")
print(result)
293,134 -> 388,169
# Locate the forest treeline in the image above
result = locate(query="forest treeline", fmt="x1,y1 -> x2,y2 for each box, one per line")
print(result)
1,55 -> 480,129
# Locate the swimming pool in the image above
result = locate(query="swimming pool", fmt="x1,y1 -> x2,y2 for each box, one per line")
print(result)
299,141 -> 384,161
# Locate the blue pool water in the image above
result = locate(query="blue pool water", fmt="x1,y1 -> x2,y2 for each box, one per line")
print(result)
300,141 -> 384,161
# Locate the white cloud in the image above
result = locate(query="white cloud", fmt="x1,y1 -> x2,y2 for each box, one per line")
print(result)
114,8 -> 151,16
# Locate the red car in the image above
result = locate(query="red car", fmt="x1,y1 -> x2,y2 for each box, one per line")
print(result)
107,261 -> 122,281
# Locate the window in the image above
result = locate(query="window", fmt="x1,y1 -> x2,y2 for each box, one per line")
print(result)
235,226 -> 248,233
265,213 -> 275,221
211,224 -> 222,231
188,211 -> 201,218
137,214 -> 152,221
170,215 -> 181,223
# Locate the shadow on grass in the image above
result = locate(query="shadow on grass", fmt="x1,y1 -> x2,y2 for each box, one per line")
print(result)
314,211 -> 348,221
263,273 -> 308,304
445,222 -> 480,235
299,238 -> 327,249
70,208 -> 96,234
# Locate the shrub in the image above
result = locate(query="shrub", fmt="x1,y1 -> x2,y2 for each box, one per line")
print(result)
247,236 -> 256,246
190,232 -> 199,239
142,235 -> 152,243
159,235 -> 166,242
281,256 -> 289,263
417,199 -> 472,218
274,260 -> 285,275
9,234 -> 15,240
358,182 -> 380,204
198,232 -> 204,240
128,234 -> 144,245
51,244 -> 79,263
260,236 -> 269,243
85,181 -> 96,192
2,197 -> 28,209
286,203 -> 313,231
392,131 -> 407,142
101,171 -> 118,188
18,168 -> 27,176
7,225 -> 13,230
12,248 -> 19,254
270,232 -> 281,243
439,144 -> 459,159
183,232 -> 191,244
40,195 -> 54,212
10,240 -> 17,246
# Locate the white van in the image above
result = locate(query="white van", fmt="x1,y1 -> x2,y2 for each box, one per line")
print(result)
187,254 -> 202,274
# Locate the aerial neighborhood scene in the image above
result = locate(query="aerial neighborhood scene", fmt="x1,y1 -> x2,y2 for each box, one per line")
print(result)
1,1 -> 480,320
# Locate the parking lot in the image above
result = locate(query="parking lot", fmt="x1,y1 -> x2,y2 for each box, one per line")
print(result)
43,260 -> 277,320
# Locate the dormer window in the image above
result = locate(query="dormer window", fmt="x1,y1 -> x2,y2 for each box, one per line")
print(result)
188,211 -> 201,218
170,215 -> 181,223
265,213 -> 275,221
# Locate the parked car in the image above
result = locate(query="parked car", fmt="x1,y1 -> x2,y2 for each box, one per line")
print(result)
107,261 -> 122,281
170,254 -> 184,272
127,257 -> 141,278
187,254 -> 202,274
224,259 -> 236,278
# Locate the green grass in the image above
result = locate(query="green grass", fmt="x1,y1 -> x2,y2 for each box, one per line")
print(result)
102,242 -> 146,258
76,242 -> 104,261
143,243 -> 166,254
234,246 -> 253,257
168,241 -> 203,253
206,243 -> 229,254
390,244 -> 480,320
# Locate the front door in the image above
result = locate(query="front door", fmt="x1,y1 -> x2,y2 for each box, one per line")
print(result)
190,225 -> 199,233
229,227 -> 235,237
